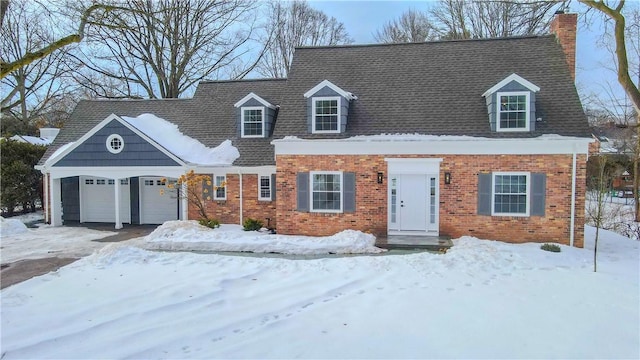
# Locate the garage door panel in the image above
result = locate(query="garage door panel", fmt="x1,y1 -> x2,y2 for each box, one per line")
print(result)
80,176 -> 131,223
140,177 -> 178,224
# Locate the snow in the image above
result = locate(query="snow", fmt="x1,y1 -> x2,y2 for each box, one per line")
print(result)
0,225 -> 118,264
144,221 -> 385,254
277,133 -> 592,142
9,135 -> 52,146
1,224 -> 638,359
43,142 -> 74,165
0,217 -> 29,237
121,113 -> 239,166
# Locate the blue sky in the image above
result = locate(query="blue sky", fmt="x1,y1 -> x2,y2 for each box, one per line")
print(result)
308,0 -> 628,109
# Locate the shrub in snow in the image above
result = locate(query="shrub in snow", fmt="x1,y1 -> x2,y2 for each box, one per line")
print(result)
198,218 -> 220,229
242,218 -> 263,231
540,243 -> 561,252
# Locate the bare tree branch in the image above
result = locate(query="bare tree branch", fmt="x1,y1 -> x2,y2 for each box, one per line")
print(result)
374,9 -> 436,43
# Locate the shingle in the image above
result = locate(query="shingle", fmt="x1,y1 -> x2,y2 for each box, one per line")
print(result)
274,35 -> 590,139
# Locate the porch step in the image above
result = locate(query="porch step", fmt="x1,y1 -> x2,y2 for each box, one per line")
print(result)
375,235 -> 453,251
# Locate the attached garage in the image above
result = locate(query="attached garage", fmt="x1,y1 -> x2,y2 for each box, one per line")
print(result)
139,177 -> 179,224
80,176 -> 131,223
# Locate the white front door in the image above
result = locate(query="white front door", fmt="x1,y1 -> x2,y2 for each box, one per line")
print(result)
389,174 -> 439,234
140,177 -> 178,224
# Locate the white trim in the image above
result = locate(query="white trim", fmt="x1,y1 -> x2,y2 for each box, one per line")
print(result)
496,91 -> 530,132
239,172 -> 243,225
43,114 -> 186,168
482,73 -> 540,97
310,171 -> 343,213
51,178 -> 62,226
312,96 -> 341,134
385,158 -> 442,174
48,166 -> 186,180
106,134 -> 124,154
273,137 -> 592,156
304,80 -> 357,100
43,172 -> 49,224
491,172 -> 531,217
240,106 -> 265,138
234,92 -> 276,109
214,174 -> 227,200
570,152 -> 577,247
258,174 -> 272,201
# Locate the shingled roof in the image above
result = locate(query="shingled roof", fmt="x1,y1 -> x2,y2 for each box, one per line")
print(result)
40,79 -> 286,166
274,35 -> 590,139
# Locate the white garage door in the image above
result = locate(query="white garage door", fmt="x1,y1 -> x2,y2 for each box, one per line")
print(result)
140,177 -> 178,224
80,176 -> 131,223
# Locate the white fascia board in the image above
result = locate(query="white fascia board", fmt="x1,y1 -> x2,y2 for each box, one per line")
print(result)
482,73 -> 541,97
303,80 -> 357,100
190,165 -> 276,174
48,166 -> 187,180
273,137 -> 593,156
44,113 -> 186,169
234,92 -> 276,109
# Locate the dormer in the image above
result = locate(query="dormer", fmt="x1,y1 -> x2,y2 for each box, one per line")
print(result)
483,73 -> 540,133
234,92 -> 278,138
304,80 -> 357,134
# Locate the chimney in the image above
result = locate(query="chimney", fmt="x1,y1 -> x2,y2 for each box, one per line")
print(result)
39,128 -> 60,143
550,11 -> 578,80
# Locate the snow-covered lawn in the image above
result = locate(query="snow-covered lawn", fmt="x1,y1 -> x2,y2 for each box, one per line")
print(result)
1,224 -> 638,359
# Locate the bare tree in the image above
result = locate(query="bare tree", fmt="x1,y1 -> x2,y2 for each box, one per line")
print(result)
1,0 -> 77,132
69,0 -> 265,99
429,0 -> 562,39
580,0 -> 640,222
374,9 -> 436,43
256,0 -> 352,78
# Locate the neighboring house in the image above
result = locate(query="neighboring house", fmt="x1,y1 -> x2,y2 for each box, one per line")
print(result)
9,128 -> 60,146
36,12 -> 592,247
590,123 -> 637,154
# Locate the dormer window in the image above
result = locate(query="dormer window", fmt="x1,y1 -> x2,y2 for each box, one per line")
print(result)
313,97 -> 340,133
234,92 -> 277,138
497,91 -> 530,131
304,80 -> 356,135
241,106 -> 265,137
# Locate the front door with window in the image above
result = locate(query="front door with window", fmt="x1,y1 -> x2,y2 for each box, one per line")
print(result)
389,174 -> 439,234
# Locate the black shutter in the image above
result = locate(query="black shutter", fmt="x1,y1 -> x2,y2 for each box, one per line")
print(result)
531,173 -> 546,216
343,172 -> 356,212
271,173 -> 276,201
477,173 -> 492,215
297,172 -> 309,212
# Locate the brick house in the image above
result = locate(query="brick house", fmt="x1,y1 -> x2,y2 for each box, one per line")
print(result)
37,13 -> 592,247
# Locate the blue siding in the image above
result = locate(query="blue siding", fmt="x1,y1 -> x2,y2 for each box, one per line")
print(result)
54,120 -> 181,167
61,177 -> 80,222
306,86 -> 351,133
487,80 -> 536,132
130,177 -> 140,224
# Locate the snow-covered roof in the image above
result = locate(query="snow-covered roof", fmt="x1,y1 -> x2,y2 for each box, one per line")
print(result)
9,135 -> 52,146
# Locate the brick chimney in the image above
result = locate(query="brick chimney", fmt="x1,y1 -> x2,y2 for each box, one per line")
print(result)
550,11 -> 578,80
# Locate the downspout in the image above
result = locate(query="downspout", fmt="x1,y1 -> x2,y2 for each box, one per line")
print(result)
570,150 -> 577,247
238,171 -> 243,225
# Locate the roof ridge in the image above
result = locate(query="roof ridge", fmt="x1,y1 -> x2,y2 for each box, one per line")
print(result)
295,34 -> 554,50
199,78 -> 287,84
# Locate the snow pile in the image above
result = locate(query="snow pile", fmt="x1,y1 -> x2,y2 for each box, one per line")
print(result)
0,217 -> 29,236
121,113 -> 240,166
144,220 -> 385,254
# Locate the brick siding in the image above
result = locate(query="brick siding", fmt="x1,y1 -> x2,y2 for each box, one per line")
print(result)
275,154 -> 586,247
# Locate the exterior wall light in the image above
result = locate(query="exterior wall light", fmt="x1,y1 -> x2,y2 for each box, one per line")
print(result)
444,172 -> 451,184
377,172 -> 384,184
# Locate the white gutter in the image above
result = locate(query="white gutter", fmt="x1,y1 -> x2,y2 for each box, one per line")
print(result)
570,151 -> 577,247
238,171 -> 243,225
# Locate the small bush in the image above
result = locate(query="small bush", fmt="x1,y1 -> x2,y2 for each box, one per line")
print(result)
199,218 -> 220,229
243,218 -> 263,231
540,243 -> 561,253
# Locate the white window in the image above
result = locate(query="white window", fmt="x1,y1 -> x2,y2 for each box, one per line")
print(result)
144,180 -> 154,186
96,179 -> 106,185
496,91 -> 530,132
106,134 -> 124,154
241,106 -> 265,138
85,179 -> 94,185
258,175 -> 272,201
214,175 -> 226,200
492,172 -> 530,216
310,171 -> 343,213
120,179 -> 129,185
108,179 -> 115,185
312,96 -> 340,133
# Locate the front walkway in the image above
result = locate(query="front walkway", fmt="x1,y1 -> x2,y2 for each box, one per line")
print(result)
375,235 -> 453,251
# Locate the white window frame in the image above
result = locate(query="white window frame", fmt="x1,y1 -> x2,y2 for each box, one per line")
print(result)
258,174 -> 272,201
241,106 -> 265,138
312,96 -> 341,134
496,91 -> 530,132
106,134 -> 124,154
491,172 -> 530,217
310,171 -> 343,213
214,174 -> 226,200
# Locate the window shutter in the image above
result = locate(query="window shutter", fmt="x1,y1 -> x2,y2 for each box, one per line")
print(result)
477,173 -> 492,215
343,172 -> 356,213
271,174 -> 276,201
202,175 -> 213,201
297,172 -> 309,212
531,173 -> 546,216
307,98 -> 313,133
